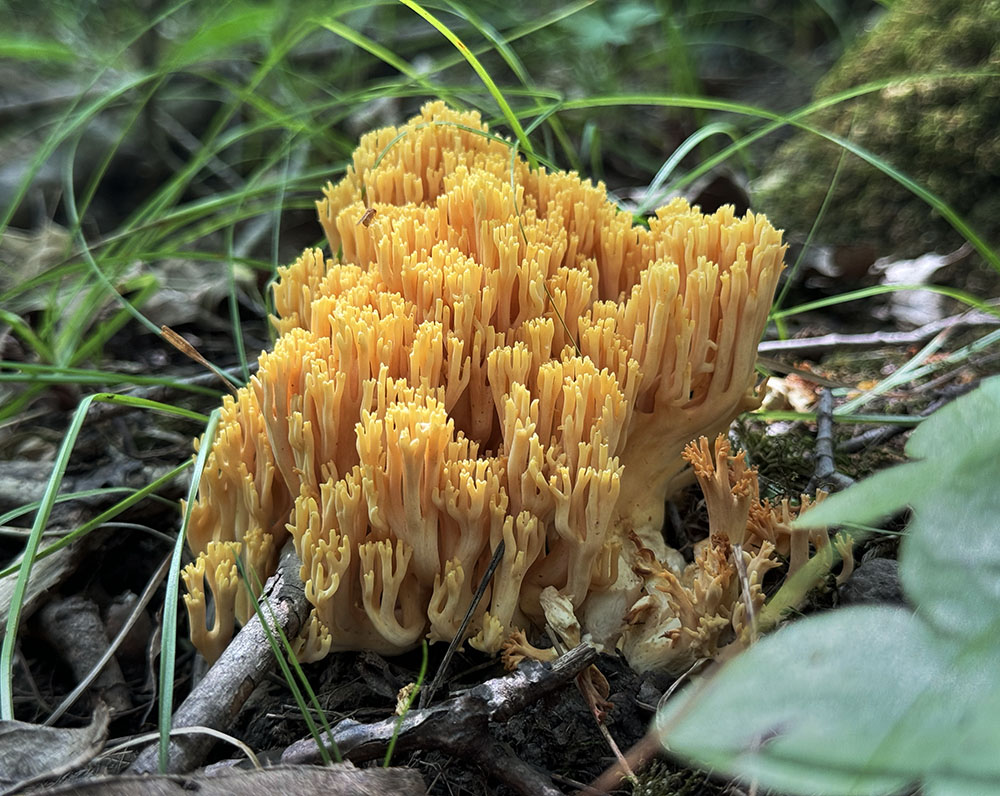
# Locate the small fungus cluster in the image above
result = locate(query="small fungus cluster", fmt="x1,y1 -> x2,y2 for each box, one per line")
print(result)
182,102 -> 794,673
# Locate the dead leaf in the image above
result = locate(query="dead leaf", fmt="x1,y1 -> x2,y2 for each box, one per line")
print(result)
36,763 -> 426,796
761,374 -> 817,413
0,702 -> 109,791
871,244 -> 973,327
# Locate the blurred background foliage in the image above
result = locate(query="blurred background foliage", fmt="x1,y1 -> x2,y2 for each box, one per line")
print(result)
1,0 -> 883,236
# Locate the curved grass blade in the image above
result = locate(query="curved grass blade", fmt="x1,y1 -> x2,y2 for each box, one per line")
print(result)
384,640 -> 428,768
0,0 -> 197,240
0,390 -> 199,718
772,124 -> 852,332
634,121 -> 742,216
0,362 -> 223,396
442,0 -> 582,170
399,0 -> 537,167
0,460 -> 193,581
61,134 -> 162,341
547,72 -> 1000,270
769,283 -> 998,322
235,557 -> 341,765
159,408 -> 220,772
0,395 -> 98,718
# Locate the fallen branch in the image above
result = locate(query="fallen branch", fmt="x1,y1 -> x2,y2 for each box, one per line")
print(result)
36,595 -> 132,718
282,644 -> 599,796
758,308 -> 1000,357
807,389 -> 855,493
42,763 -> 425,796
129,542 -> 310,774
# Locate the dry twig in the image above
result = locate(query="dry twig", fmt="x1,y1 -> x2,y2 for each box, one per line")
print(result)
283,644 -> 599,796
807,389 -> 855,493
128,542 -> 310,774
758,307 -> 1000,357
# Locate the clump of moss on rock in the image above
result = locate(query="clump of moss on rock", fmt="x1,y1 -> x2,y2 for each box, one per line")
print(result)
755,0 -> 1000,258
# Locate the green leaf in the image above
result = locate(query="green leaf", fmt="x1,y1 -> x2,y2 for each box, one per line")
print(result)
658,376 -> 1000,795
795,375 -> 1000,638
659,606 -> 1000,795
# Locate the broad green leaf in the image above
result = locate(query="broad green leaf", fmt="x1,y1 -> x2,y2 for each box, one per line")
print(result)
795,375 -> 1000,638
658,609 -> 1000,795
658,376 -> 1000,795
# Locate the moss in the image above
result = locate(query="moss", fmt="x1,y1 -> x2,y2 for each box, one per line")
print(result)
756,0 -> 1000,258
632,759 -> 725,796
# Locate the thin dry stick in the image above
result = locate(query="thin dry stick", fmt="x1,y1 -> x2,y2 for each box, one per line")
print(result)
129,542 -> 310,774
103,726 -> 261,770
590,659 -> 712,795
285,644 -> 599,796
807,389 -> 854,493
545,631 -> 637,788
588,732 -> 662,796
758,305 -> 1000,356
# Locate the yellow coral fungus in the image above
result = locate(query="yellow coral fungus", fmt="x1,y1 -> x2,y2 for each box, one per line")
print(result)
183,102 -> 788,672
615,435 -> 851,674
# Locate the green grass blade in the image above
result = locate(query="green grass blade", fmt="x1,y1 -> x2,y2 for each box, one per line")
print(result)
836,331 -> 950,416
0,0 -> 196,241
235,557 -> 341,765
223,216 -> 251,385
159,408 -> 220,772
75,73 -> 168,225
0,310 -> 55,363
837,327 -> 1000,416
0,391 -> 190,710
67,275 -> 160,368
442,0 -> 582,171
120,18 -> 316,235
399,0 -> 537,167
0,393 -> 99,718
384,640 -> 428,767
0,362 -> 223,396
0,461 -> 193,581
0,386 -> 46,423
772,126 -> 852,332
316,17 -> 437,91
78,393 -> 210,422
0,487 -> 141,528
769,283 -> 999,322
792,118 -> 1000,273
61,135 -> 163,341
634,121 -> 741,215
0,36 -> 75,62
546,73 -> 1000,270
901,327 -> 1000,383
752,410 -> 925,426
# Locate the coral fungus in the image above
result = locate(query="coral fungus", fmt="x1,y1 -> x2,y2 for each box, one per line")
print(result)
182,102 -> 788,671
